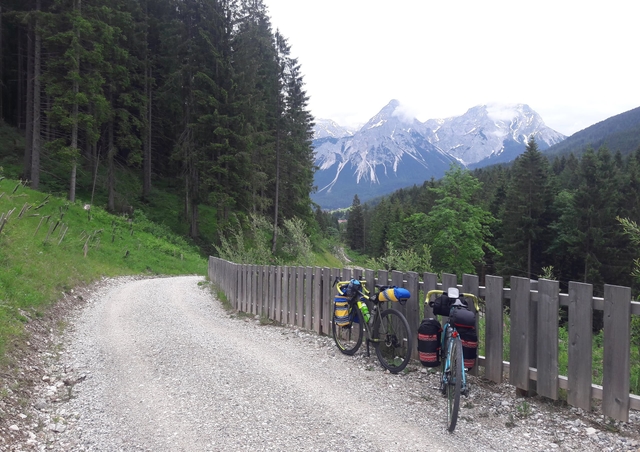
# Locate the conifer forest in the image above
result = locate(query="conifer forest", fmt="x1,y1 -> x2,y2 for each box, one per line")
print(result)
0,0 -> 316,244
2,0 -> 640,300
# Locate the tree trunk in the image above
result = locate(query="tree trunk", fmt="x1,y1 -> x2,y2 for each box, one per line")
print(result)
23,22 -> 33,180
31,0 -> 42,189
17,27 -> 23,129
0,5 -> 3,121
107,118 -> 115,211
69,0 -> 81,202
142,1 -> 152,200
143,67 -> 152,199
271,128 -> 281,255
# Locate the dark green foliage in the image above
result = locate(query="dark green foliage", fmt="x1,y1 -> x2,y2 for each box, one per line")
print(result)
346,194 -> 364,251
0,0 -> 316,251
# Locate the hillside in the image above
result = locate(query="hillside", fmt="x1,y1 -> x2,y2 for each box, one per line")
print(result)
0,176 -> 207,360
544,106 -> 640,158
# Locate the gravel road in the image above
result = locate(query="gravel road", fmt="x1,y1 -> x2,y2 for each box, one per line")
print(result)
7,275 -> 640,451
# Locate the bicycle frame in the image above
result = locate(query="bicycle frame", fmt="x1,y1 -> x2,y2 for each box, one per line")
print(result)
332,277 -> 413,373
424,288 -> 480,431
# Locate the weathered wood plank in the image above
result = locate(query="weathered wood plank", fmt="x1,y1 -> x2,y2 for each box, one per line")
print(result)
324,268 -> 338,335
510,276 -> 531,391
567,281 -> 593,411
484,275 -> 504,383
406,271 -> 420,360
296,267 -> 304,328
305,267 -> 313,330
422,272 -> 438,319
288,266 -> 296,325
537,279 -> 559,400
313,267 -> 322,334
275,266 -> 283,323
602,284 -> 631,422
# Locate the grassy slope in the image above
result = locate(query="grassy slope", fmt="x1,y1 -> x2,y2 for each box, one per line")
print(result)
0,177 -> 207,359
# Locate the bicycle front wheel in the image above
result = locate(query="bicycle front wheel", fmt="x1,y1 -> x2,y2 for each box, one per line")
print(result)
446,336 -> 463,432
332,304 -> 364,355
373,308 -> 412,373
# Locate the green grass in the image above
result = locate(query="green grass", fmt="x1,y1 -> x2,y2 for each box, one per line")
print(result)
0,177 -> 207,360
478,310 -> 640,396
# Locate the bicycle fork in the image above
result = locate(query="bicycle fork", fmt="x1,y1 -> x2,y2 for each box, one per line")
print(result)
442,335 -> 468,396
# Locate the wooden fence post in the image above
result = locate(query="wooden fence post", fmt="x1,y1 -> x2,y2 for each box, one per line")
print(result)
537,279 -> 559,400
313,267 -> 322,334
602,284 -> 631,421
510,276 -> 531,392
567,281 -> 593,411
484,275 -> 504,383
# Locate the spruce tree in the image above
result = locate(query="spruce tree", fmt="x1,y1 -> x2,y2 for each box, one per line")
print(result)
346,194 -> 365,251
497,136 -> 552,278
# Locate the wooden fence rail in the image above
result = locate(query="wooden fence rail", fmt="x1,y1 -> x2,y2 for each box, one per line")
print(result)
208,257 -> 640,421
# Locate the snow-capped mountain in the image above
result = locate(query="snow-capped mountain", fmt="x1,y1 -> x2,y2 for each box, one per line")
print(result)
311,100 -> 566,209
425,104 -> 565,166
313,100 -> 457,209
313,119 -> 357,139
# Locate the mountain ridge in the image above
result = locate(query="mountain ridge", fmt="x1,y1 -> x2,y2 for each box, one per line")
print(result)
312,100 -> 565,209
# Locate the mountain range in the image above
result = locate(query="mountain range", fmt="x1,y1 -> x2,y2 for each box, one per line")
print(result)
312,100 -> 565,209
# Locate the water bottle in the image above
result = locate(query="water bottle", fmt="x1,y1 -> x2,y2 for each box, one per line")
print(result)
358,301 -> 370,323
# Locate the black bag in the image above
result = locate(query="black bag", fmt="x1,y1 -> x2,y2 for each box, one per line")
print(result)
430,294 -> 468,316
449,306 -> 476,329
417,318 -> 442,367
459,329 -> 478,369
430,294 -> 450,316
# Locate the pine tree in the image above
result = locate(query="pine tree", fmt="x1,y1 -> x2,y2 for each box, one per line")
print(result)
346,194 -> 365,251
497,136 -> 552,278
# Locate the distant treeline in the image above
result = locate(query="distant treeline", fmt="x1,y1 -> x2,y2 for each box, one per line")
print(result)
335,138 -> 640,297
0,0 -> 316,242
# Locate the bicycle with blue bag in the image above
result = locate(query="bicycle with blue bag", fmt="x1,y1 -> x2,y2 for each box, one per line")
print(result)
424,287 -> 480,432
332,277 -> 413,373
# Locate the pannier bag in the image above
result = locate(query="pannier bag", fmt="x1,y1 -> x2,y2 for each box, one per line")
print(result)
379,287 -> 411,305
449,306 -> 476,329
417,318 -> 442,367
459,329 -> 478,369
334,295 -> 351,326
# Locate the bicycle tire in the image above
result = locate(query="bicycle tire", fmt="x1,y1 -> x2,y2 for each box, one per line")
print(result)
373,308 -> 412,373
332,303 -> 364,355
446,335 -> 463,432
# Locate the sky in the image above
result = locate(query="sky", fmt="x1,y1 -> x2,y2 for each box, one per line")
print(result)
263,0 -> 640,137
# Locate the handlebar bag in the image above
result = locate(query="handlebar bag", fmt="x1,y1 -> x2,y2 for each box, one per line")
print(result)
430,294 -> 469,316
418,318 -> 442,367
379,287 -> 411,304
345,279 -> 361,298
334,295 -> 351,326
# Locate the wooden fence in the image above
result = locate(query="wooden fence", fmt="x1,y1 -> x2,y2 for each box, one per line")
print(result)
208,256 -> 640,421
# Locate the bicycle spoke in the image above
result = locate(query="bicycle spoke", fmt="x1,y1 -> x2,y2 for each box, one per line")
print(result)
332,305 -> 364,355
374,309 -> 412,373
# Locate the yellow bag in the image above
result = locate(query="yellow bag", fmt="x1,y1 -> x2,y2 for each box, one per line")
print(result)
334,296 -> 350,326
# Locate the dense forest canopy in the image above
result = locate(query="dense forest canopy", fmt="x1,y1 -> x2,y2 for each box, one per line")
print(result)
0,0 -> 316,250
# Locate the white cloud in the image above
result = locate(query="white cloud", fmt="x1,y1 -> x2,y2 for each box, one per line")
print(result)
265,0 -> 640,136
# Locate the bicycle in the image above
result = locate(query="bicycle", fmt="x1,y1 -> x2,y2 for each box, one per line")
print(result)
331,277 -> 413,374
425,287 -> 481,432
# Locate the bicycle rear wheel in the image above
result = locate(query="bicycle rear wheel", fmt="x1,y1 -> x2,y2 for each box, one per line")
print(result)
373,308 -> 412,373
446,335 -> 463,432
332,304 -> 364,355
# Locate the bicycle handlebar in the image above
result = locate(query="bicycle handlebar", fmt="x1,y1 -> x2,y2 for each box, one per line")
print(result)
424,289 -> 481,312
